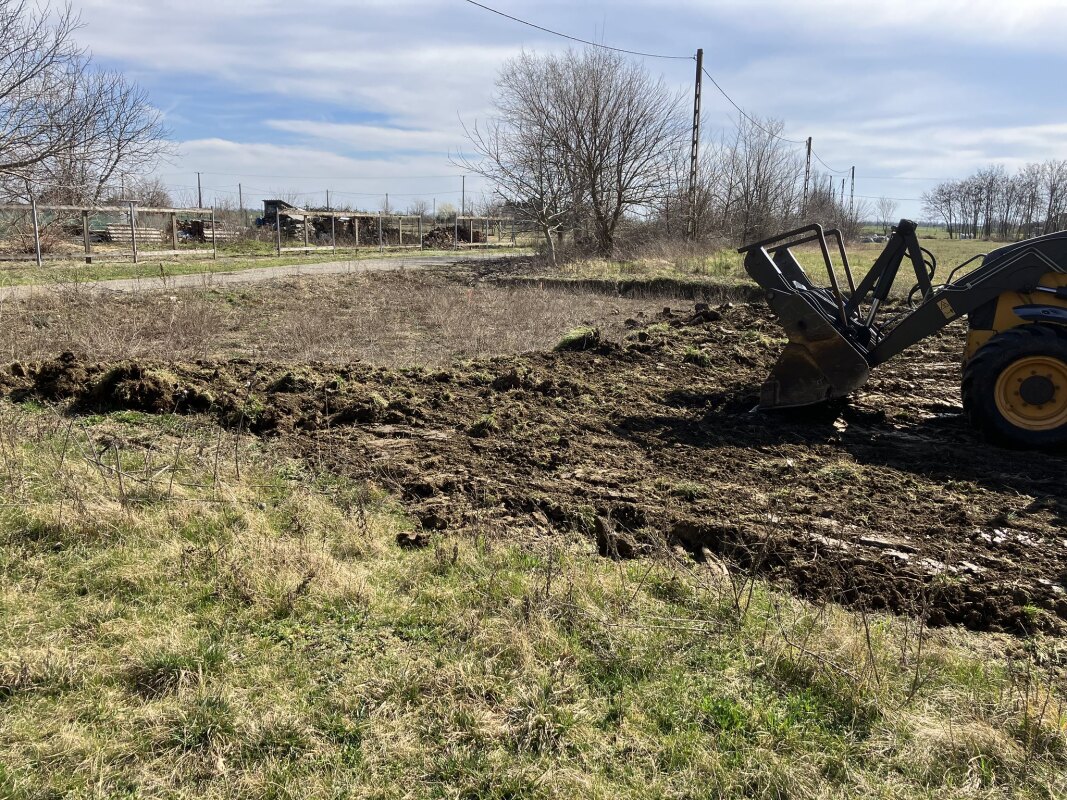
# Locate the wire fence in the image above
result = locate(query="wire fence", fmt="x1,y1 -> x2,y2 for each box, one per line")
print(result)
0,200 -> 541,270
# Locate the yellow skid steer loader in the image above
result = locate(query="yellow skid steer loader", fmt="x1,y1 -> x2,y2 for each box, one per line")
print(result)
739,219 -> 1067,448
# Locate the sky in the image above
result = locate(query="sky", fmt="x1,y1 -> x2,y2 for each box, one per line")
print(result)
70,0 -> 1067,219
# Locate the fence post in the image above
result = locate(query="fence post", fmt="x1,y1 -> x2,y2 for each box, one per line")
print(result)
399,216 -> 403,247
170,212 -> 178,254
30,196 -> 42,268
418,216 -> 423,250
82,209 -> 91,264
210,206 -> 217,260
275,207 -> 282,255
453,212 -> 458,251
470,218 -> 474,246
302,211 -> 309,254
378,213 -> 383,253
128,201 -> 139,264
354,215 -> 359,248
331,212 -> 336,251
511,217 -> 515,246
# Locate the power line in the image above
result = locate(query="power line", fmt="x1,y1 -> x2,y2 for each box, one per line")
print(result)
810,149 -> 850,175
696,65 -> 859,176
854,193 -> 924,202
700,66 -> 807,145
862,174 -> 952,181
157,171 -> 466,181
462,0 -> 693,60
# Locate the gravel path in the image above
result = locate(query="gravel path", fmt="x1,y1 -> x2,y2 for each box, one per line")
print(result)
0,253 -> 504,300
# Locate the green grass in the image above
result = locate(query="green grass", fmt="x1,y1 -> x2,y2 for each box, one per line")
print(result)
0,403 -> 1064,798
555,237 -> 997,300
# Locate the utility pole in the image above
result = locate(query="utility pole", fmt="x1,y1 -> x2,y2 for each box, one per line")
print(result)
326,189 -> 330,210
803,137 -> 812,208
385,193 -> 389,214
197,172 -> 202,208
849,166 -> 855,219
238,182 -> 243,214
686,47 -> 703,240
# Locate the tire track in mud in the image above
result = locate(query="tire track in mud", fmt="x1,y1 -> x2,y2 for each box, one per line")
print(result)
5,302 -> 1065,633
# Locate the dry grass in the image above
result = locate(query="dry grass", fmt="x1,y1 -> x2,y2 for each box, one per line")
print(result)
0,403 -> 1064,798
0,271 -> 655,367
553,235 -> 996,299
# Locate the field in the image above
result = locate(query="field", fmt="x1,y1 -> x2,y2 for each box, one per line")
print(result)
1,257 -> 1065,797
555,236 -> 995,299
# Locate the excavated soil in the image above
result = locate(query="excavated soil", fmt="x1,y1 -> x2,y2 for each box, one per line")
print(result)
4,302 -> 1065,634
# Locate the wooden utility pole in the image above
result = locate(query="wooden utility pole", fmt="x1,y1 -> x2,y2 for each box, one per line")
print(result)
803,137 -> 812,208
275,207 -> 282,255
128,201 -> 138,264
849,166 -> 855,218
30,195 -> 42,268
686,48 -> 703,240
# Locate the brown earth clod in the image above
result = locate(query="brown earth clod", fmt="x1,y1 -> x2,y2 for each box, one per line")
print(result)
5,302 -> 1065,634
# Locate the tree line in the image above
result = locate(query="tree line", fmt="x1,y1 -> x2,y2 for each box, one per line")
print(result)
921,161 -> 1067,240
460,47 -> 866,262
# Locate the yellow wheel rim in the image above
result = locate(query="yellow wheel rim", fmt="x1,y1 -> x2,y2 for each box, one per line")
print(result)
994,355 -> 1067,431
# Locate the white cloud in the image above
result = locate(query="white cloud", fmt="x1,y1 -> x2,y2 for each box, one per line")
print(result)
264,120 -> 465,155
65,0 -> 1067,220
162,138 -> 488,212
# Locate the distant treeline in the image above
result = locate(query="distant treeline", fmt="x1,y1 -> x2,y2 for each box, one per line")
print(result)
921,161 -> 1067,240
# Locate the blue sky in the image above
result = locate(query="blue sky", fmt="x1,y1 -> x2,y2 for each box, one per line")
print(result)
73,0 -> 1067,218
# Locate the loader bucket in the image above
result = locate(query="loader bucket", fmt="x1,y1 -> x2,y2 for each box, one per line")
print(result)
739,226 -> 872,410
758,289 -> 870,409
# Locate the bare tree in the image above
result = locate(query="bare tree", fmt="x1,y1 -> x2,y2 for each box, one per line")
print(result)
876,197 -> 898,234
461,48 -> 686,259
457,114 -> 571,265
406,199 -> 429,219
552,49 -> 686,255
0,1 -> 169,202
0,1 -> 85,179
716,115 -> 803,242
33,71 -> 170,204
114,176 -> 172,207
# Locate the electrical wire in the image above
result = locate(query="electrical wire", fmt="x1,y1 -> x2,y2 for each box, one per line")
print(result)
810,149 -> 850,175
462,0 -> 693,60
158,171 -> 466,181
700,66 -> 807,146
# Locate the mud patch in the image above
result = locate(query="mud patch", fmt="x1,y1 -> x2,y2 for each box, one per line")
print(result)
4,303 -> 1065,634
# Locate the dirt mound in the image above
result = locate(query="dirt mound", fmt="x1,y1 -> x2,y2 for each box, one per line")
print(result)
4,303 -> 1065,634
32,352 -> 94,401
87,364 -> 177,413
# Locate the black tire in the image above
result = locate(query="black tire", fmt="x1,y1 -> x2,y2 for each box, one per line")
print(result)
962,324 -> 1067,448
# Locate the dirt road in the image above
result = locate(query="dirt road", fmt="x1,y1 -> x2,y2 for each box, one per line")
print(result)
0,252 -> 507,300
